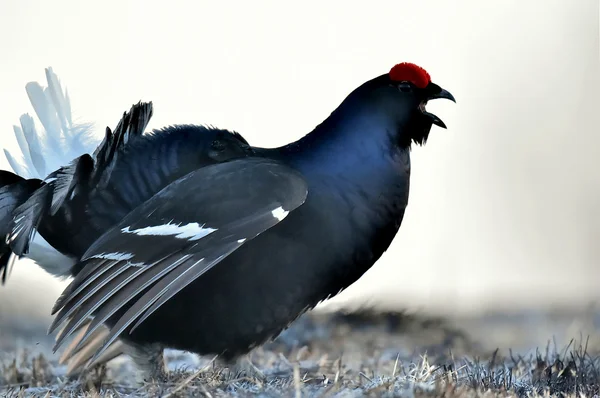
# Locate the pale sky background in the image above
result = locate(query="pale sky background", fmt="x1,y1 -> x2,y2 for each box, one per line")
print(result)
0,1 -> 598,327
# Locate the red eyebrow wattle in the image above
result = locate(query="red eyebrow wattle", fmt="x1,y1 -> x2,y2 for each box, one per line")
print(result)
389,62 -> 431,89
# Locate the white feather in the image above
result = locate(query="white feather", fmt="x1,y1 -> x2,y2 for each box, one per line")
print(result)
26,82 -> 63,158
19,113 -> 47,177
44,67 -> 71,134
12,125 -> 34,172
90,252 -> 135,261
1,68 -> 99,279
121,222 -> 218,242
3,67 -> 101,180
27,233 -> 76,278
271,206 -> 289,221
3,149 -> 29,178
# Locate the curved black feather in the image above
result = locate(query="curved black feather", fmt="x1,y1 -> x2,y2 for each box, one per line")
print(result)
0,174 -> 43,282
47,154 -> 94,216
4,179 -> 47,256
90,101 -> 153,190
0,171 -> 25,188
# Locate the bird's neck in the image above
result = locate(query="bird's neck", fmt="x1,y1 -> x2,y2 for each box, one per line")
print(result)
267,103 -> 408,186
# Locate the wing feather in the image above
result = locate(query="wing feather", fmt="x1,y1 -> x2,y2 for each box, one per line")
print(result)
50,157 -> 308,370
63,253 -> 193,353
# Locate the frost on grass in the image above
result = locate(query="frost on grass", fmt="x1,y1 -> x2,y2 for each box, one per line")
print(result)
0,310 -> 598,397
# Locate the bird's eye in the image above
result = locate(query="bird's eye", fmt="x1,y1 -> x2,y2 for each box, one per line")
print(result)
211,140 -> 225,151
397,82 -> 412,93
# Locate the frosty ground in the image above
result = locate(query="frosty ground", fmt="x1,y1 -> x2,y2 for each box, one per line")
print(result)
1,307 -> 599,397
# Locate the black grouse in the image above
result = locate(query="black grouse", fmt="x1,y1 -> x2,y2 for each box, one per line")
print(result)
0,62 -> 455,380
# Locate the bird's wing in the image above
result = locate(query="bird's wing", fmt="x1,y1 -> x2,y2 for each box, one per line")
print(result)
49,156 -> 308,366
3,68 -> 100,180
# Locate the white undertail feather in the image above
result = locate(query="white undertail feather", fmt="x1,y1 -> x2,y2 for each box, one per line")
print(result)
4,67 -> 101,180
27,233 -> 76,278
2,68 -> 94,277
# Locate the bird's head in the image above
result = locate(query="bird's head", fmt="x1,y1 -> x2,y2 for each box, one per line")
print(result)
346,62 -> 456,148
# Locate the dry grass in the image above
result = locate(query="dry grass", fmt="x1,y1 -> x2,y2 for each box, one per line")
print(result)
1,310 -> 599,397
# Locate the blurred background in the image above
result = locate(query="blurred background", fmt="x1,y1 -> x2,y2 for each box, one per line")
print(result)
0,0 -> 598,358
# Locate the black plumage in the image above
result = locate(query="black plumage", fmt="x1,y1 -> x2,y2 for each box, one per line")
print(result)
1,62 -> 455,379
0,171 -> 43,282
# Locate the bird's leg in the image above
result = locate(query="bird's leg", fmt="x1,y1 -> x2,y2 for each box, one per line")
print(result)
220,355 -> 266,382
123,342 -> 168,384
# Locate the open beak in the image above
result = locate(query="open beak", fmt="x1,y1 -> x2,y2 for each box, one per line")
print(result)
421,83 -> 456,129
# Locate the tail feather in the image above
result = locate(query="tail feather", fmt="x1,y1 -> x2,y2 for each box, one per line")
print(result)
48,154 -> 94,215
5,67 -> 100,180
1,69 -> 152,285
12,125 -> 35,174
0,170 -> 25,187
4,101 -> 153,260
44,67 -> 72,134
0,67 -> 98,277
3,149 -> 29,178
0,171 -> 26,282
0,171 -> 78,280
0,252 -> 11,283
25,82 -> 64,159
5,182 -> 49,257
18,114 -> 48,177
91,101 -> 153,189
0,172 -> 43,284
43,101 -> 153,219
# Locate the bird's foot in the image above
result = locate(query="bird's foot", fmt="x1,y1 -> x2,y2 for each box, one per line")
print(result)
222,355 -> 266,382
123,342 -> 169,384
